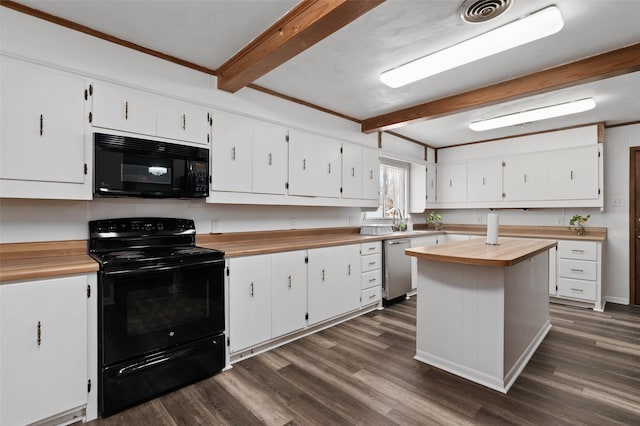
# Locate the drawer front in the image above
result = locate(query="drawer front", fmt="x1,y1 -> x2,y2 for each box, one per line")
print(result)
361,253 -> 382,272
558,259 -> 596,281
557,277 -> 596,301
361,286 -> 381,306
361,269 -> 382,290
361,241 -> 381,255
558,240 -> 597,261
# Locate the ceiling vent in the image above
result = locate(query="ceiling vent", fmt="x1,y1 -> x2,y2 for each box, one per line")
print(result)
459,0 -> 514,23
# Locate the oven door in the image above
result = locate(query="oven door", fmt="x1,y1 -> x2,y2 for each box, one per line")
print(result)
99,259 -> 224,366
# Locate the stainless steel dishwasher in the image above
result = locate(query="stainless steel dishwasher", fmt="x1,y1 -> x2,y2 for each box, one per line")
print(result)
383,238 -> 412,303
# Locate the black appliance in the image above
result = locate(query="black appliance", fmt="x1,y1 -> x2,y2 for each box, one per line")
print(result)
94,132 -> 209,199
89,217 -> 225,416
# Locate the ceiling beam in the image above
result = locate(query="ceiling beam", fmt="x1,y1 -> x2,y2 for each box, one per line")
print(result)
361,43 -> 640,133
216,0 -> 385,93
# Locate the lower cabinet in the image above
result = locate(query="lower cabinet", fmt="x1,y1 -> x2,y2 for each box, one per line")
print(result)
410,235 -> 439,290
0,275 -> 91,426
360,242 -> 382,306
550,239 -> 603,311
308,244 -> 361,326
271,250 -> 308,339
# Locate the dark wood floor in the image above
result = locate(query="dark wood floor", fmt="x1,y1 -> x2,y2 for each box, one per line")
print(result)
91,299 -> 640,425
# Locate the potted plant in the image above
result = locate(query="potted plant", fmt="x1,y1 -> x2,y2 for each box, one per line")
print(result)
569,214 -> 590,236
426,211 -> 443,230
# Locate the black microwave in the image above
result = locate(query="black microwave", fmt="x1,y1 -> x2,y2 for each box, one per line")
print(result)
94,133 -> 209,199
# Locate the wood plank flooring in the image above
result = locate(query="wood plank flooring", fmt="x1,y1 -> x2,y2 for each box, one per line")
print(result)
90,299 -> 640,425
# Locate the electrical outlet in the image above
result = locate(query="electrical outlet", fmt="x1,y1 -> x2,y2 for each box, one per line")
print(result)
611,197 -> 625,207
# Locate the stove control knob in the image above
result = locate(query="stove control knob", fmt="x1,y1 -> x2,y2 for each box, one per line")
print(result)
145,223 -> 153,231
157,222 -> 164,231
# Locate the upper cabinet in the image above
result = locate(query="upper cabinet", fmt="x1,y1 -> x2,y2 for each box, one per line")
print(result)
91,82 -> 212,145
252,121 -> 288,195
341,143 -> 363,199
362,147 -> 381,200
0,56 -> 91,200
410,162 -> 426,213
425,162 -> 437,207
288,129 -> 342,198
210,111 -> 254,193
436,162 -> 467,203
467,158 -> 503,202
547,145 -> 600,201
502,152 -> 548,202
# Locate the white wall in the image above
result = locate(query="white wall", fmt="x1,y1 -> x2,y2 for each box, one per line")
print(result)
0,9 -> 422,243
415,123 -> 640,304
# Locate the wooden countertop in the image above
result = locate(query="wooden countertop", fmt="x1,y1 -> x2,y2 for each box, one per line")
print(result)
0,240 -> 98,283
436,224 -> 607,242
405,238 -> 557,267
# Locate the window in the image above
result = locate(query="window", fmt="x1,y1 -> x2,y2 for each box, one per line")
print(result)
367,158 -> 409,219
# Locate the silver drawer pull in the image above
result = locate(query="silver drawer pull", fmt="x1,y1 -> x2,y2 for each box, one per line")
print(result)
570,288 -> 584,292
570,268 -> 584,273
37,321 -> 42,347
368,294 -> 376,300
368,262 -> 377,266
570,249 -> 585,253
368,247 -> 376,251
368,278 -> 377,283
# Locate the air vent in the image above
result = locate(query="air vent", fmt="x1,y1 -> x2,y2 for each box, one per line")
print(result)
459,0 -> 513,23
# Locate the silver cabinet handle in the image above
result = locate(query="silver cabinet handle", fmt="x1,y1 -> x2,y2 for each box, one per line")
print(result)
570,268 -> 584,273
321,269 -> 325,281
449,179 -> 452,187
368,247 -> 376,251
37,321 -> 42,347
288,275 -> 292,289
39,114 -> 44,136
352,167 -> 355,177
182,113 -> 186,130
368,261 -> 377,266
125,101 -> 129,120
570,288 -> 584,292
368,278 -> 377,283
348,264 -> 351,276
303,158 -> 306,170
268,153 -> 273,166
250,282 -> 254,298
231,146 -> 236,161
524,174 -> 528,183
570,249 -> 585,253
389,240 -> 410,245
370,170 -> 373,179
328,163 -> 332,174
368,293 -> 376,300
482,177 -> 486,186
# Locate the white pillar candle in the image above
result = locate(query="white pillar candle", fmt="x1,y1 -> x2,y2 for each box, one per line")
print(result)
487,213 -> 499,245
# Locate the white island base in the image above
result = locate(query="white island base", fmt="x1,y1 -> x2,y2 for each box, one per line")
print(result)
409,239 -> 554,393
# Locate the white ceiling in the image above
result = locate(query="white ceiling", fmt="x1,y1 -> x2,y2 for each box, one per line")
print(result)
14,0 -> 640,147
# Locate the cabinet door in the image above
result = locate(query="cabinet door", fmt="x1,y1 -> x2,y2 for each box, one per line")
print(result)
411,236 -> 438,290
341,143 -> 362,199
91,82 -> 157,135
0,276 -> 88,426
157,98 -> 211,145
362,147 -> 381,200
547,145 -> 599,200
410,162 -> 426,213
288,130 -> 342,198
436,163 -> 467,203
211,111 -> 253,192
467,158 -> 503,202
1,57 -> 86,184
271,251 -> 308,338
228,255 -> 271,352
252,121 -> 287,195
549,246 -> 558,295
337,244 -> 362,315
502,152 -> 547,201
426,162 -> 437,206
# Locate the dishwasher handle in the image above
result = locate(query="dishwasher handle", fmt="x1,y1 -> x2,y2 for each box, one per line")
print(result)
388,240 -> 410,245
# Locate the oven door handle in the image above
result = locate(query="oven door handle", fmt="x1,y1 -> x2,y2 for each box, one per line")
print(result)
116,346 -> 198,378
103,258 -> 224,276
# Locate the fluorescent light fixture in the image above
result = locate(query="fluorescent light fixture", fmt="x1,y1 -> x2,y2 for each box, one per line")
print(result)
469,98 -> 596,131
379,6 -> 564,88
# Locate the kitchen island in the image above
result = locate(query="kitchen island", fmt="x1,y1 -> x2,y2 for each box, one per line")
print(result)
406,238 -> 557,393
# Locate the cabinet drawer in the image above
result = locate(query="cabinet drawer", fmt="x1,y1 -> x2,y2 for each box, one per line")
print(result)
361,241 -> 381,255
361,286 -> 381,306
361,253 -> 382,272
558,240 -> 597,261
361,269 -> 382,290
558,259 -> 596,281
557,278 -> 596,301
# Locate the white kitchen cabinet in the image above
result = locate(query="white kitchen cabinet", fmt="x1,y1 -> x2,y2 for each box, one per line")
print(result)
0,56 -> 90,199
0,275 -> 89,426
91,82 -> 157,136
288,130 -> 342,198
361,147 -> 381,200
211,111 -> 253,193
156,98 -> 211,145
502,152 -> 548,201
436,162 -> 467,203
307,244 -> 360,325
550,239 -> 603,311
425,162 -> 437,207
360,242 -> 382,307
342,143 -> 363,199
467,158 -> 503,202
252,121 -> 288,195
410,162 -> 427,213
271,250 -> 308,338
547,145 -> 600,201
228,255 -> 272,352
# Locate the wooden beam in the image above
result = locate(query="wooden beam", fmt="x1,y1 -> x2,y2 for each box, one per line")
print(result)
216,0 -> 385,93
361,43 -> 640,133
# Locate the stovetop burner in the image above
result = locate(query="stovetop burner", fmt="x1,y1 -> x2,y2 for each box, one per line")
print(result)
88,218 -> 224,269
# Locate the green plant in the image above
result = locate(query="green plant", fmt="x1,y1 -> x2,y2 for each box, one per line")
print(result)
426,211 -> 443,229
569,214 -> 590,235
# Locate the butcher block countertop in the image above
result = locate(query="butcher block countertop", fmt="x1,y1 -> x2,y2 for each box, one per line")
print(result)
0,224 -> 605,282
0,240 -> 98,283
406,238 -> 557,267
